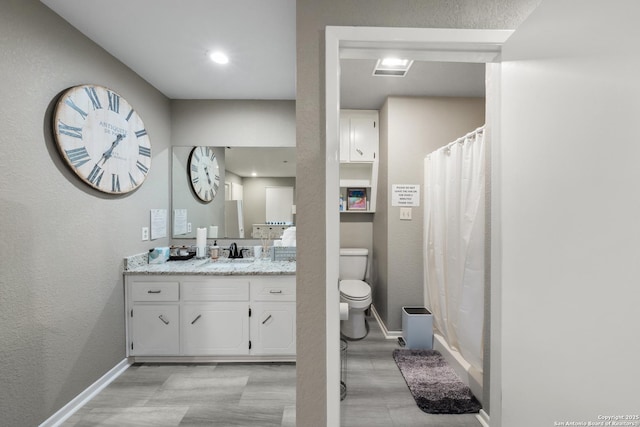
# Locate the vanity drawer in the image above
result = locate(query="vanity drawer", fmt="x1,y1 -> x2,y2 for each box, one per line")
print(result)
132,282 -> 180,302
181,278 -> 250,301
251,276 -> 296,301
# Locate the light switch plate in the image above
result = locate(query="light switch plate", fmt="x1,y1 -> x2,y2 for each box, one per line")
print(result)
141,227 -> 149,241
187,223 -> 192,233
400,207 -> 412,220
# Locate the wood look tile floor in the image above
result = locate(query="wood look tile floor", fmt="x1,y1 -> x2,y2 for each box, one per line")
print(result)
65,316 -> 482,426
64,363 -> 296,427
340,317 -> 482,427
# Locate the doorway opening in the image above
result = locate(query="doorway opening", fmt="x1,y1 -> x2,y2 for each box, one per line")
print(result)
325,26 -> 512,427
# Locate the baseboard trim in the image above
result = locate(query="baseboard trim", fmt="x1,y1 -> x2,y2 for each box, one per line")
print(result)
370,304 -> 401,340
39,359 -> 131,427
477,409 -> 490,427
129,355 -> 296,363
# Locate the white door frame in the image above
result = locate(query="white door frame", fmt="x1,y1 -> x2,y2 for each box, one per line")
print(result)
325,26 -> 512,427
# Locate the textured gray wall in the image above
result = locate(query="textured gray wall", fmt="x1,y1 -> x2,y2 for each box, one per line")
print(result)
381,96 -> 485,331
362,97 -> 485,331
0,1 -> 171,425
372,104 -> 390,322
296,0 -> 540,425
171,100 -> 295,148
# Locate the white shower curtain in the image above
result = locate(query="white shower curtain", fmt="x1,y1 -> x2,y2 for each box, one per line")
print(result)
424,126 -> 485,372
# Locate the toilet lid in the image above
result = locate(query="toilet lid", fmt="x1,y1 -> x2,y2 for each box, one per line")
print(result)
339,280 -> 371,300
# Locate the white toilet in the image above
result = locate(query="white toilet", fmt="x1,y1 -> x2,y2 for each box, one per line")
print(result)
339,248 -> 372,339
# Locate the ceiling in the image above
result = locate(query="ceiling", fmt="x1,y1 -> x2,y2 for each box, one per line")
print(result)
41,0 -> 297,100
340,59 -> 484,109
41,1 -> 485,177
225,147 -> 295,178
40,0 -> 485,108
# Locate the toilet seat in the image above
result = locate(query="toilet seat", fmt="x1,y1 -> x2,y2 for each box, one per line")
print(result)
339,279 -> 371,300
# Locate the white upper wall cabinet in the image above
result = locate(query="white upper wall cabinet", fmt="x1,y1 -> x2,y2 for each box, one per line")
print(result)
340,110 -> 378,162
339,110 -> 380,213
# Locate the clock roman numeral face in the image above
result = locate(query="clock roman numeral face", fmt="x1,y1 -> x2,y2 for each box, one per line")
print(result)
53,85 -> 152,194
188,146 -> 220,203
107,91 -> 120,113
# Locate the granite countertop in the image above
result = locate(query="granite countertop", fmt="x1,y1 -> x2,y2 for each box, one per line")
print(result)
123,254 -> 295,276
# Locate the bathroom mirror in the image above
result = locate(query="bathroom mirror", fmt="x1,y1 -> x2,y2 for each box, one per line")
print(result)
172,146 -> 296,239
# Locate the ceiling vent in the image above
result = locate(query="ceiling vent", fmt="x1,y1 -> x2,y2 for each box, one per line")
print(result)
372,58 -> 414,77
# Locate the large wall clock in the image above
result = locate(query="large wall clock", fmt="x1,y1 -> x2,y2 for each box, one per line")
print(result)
52,84 -> 152,194
188,146 -> 220,203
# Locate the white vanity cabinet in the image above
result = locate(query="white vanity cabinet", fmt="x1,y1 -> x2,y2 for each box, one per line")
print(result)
125,274 -> 295,361
130,305 -> 180,355
181,302 -> 249,355
181,278 -> 250,355
128,280 -> 180,355
249,276 -> 296,355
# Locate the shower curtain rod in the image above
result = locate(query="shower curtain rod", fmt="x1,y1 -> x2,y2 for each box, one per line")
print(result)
429,125 -> 485,157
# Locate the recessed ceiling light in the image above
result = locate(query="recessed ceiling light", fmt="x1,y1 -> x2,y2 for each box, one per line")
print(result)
209,51 -> 229,65
251,172 -> 257,177
373,57 -> 414,77
381,58 -> 409,67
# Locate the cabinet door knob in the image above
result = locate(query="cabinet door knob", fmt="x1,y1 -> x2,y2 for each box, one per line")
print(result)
262,314 -> 273,325
158,315 -> 169,325
191,314 -> 202,325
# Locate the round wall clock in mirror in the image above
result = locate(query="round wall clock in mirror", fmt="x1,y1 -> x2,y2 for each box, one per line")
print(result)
188,146 -> 220,203
52,84 -> 152,194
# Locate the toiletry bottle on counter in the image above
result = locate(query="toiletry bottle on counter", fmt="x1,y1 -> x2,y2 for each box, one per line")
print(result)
210,240 -> 219,259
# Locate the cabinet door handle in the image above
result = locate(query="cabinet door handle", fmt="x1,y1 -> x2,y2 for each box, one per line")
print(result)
356,148 -> 363,156
262,314 -> 272,324
191,314 -> 202,325
158,315 -> 169,325
269,290 -> 283,294
148,290 -> 161,294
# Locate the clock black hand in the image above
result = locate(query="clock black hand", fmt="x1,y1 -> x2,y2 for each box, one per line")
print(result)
204,166 -> 212,184
99,134 -> 124,165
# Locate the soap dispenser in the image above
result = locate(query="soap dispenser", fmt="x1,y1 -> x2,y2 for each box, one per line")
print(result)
210,240 -> 219,259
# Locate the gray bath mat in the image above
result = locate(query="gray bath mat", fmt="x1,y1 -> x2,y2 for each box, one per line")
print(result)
392,349 -> 481,414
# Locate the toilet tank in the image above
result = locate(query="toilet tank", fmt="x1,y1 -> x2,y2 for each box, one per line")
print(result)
339,248 -> 368,280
